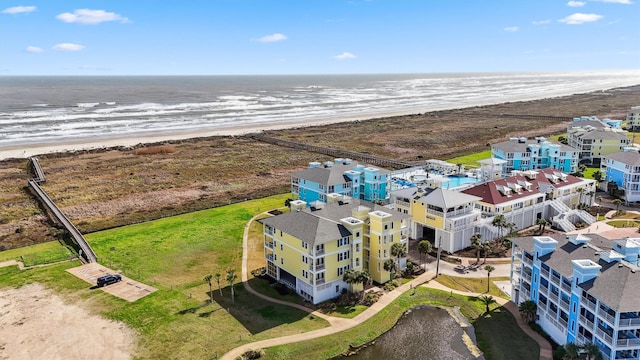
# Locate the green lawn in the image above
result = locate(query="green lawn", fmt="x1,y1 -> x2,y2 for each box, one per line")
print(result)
446,150 -> 492,168
435,275 -> 510,298
0,194 -> 331,359
0,240 -> 70,264
263,287 -> 538,360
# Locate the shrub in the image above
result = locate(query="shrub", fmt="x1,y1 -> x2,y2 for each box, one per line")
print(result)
239,349 -> 263,359
133,145 -> 177,155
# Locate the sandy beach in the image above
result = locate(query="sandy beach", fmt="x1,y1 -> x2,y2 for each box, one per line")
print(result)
0,283 -> 135,360
2,84 -> 631,161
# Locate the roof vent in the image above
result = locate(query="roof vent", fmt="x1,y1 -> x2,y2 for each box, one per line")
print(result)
618,263 -> 624,268
632,269 -> 637,273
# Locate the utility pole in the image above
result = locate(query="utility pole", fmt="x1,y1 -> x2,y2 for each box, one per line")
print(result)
435,236 -> 442,278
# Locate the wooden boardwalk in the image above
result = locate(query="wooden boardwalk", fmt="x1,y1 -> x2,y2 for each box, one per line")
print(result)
27,158 -> 97,264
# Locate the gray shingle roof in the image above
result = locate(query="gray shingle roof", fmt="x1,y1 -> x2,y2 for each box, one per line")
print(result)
492,139 -> 576,153
511,234 -> 640,312
260,198 -> 409,246
603,151 -> 640,166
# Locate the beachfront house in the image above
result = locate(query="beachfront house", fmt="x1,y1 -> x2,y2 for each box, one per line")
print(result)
462,168 -> 596,236
261,196 -> 410,304
391,187 -> 482,253
566,119 -> 630,166
491,137 -> 579,176
291,159 -> 390,205
510,234 -> 640,360
626,106 -> 640,132
600,150 -> 640,204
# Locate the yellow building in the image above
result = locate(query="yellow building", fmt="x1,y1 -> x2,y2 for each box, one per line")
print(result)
261,196 -> 409,304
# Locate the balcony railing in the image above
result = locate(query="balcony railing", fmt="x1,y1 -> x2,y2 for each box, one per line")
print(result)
619,317 -> 640,328
581,298 -> 597,312
315,278 -> 325,285
595,327 -> 613,345
598,308 -> 616,325
551,274 -> 561,286
265,241 -> 274,249
541,268 -> 550,278
523,272 -> 532,283
579,315 -> 595,331
522,256 -> 533,267
561,282 -> 571,293
549,291 -> 559,303
560,298 -> 570,312
616,338 -> 640,349
266,254 -> 274,261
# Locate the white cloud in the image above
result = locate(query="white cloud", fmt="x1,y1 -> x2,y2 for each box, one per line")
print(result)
26,46 -> 43,53
504,26 -> 519,32
589,0 -> 632,3
2,5 -> 36,14
256,33 -> 287,43
56,9 -> 129,24
532,19 -> 552,25
53,43 -> 85,51
568,1 -> 586,6
333,52 -> 357,60
559,13 -> 603,24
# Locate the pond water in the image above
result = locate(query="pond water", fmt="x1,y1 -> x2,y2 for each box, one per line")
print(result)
339,306 -> 484,360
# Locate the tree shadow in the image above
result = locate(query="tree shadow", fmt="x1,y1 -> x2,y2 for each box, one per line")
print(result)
209,281 -> 315,335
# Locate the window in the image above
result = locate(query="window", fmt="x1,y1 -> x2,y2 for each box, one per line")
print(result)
280,244 -> 283,251
281,258 -> 284,265
338,237 -> 350,247
302,241 -> 308,249
356,243 -> 360,252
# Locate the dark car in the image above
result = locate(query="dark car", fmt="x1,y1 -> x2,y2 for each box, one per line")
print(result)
97,273 -> 122,287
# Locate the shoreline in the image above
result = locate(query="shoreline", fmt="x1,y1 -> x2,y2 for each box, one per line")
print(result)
2,83 -> 637,161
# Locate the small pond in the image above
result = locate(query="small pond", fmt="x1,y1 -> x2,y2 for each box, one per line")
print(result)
337,306 -> 484,360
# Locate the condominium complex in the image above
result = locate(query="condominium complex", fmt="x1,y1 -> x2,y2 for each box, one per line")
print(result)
491,137 -> 578,175
627,106 -> 640,132
511,234 -> 640,360
601,150 -> 640,204
261,196 -> 409,304
291,159 -> 390,205
567,119 -> 631,166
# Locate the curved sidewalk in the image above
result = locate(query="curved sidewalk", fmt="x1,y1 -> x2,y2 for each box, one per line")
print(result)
222,211 -> 553,360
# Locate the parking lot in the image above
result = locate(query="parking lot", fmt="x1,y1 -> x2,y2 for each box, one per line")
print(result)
67,263 -> 157,302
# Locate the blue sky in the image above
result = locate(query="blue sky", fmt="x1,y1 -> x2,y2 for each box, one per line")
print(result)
1,0 -> 638,75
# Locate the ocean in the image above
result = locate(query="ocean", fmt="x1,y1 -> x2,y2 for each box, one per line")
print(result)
1,70 -> 639,149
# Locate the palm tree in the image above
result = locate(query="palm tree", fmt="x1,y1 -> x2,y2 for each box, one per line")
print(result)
357,271 -> 372,300
484,265 -> 495,292
482,242 -> 492,264
215,273 -> 222,296
203,274 -> 213,303
562,342 -> 581,360
342,269 -> 359,293
596,195 -> 603,207
478,295 -> 495,314
536,218 -> 550,234
576,187 -> 584,205
586,190 -> 595,205
418,240 -> 432,270
581,343 -> 603,360
518,300 -> 537,323
491,214 -> 508,240
592,170 -> 604,184
226,269 -> 237,304
390,242 -> 407,275
613,198 -> 623,213
383,259 -> 397,282
470,233 -> 482,264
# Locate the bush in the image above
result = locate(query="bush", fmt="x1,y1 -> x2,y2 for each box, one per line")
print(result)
239,349 -> 263,359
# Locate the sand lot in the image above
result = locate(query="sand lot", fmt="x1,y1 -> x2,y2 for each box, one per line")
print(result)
0,283 -> 134,360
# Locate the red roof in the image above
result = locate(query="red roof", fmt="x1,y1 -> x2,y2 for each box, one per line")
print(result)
461,168 -> 584,205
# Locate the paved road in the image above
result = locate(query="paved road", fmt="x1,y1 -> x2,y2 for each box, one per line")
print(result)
220,211 -> 551,360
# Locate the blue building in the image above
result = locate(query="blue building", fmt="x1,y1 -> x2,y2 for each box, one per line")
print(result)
491,137 -> 579,176
291,159 -> 389,205
601,150 -> 640,204
511,234 -> 640,360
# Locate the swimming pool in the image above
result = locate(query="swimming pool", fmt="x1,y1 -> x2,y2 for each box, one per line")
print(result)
442,176 -> 481,188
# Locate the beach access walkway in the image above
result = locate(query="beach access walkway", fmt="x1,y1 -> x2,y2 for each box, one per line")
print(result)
220,211 -> 553,360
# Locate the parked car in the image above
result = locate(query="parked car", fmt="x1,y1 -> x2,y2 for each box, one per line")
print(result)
97,273 -> 122,287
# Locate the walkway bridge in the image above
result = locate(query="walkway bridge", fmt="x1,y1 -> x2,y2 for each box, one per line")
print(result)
27,158 -> 97,264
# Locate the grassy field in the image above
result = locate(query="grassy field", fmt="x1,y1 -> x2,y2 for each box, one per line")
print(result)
446,150 -> 492,169
0,194 -> 331,359
435,275 -> 510,298
0,240 -> 69,263
263,287 -> 539,360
